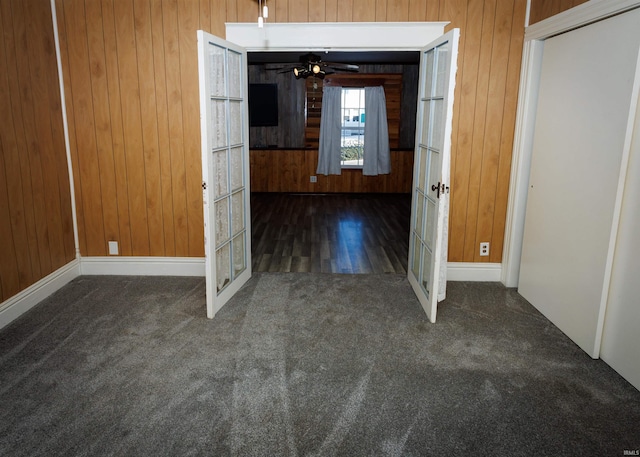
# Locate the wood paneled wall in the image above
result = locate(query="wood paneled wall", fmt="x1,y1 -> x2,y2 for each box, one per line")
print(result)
54,0 -> 528,264
250,149 -> 414,193
0,0 -> 75,302
529,0 -> 589,25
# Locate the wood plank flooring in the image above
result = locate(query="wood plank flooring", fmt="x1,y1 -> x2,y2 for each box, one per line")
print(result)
251,193 -> 411,274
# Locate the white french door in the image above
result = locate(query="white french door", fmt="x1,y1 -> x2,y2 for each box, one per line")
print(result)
407,29 -> 460,323
197,30 -> 251,318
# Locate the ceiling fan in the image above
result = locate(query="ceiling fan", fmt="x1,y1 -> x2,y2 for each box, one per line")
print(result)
271,53 -> 359,79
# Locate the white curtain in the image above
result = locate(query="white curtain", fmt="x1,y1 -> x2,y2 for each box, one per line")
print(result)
363,86 -> 391,176
316,86 -> 342,175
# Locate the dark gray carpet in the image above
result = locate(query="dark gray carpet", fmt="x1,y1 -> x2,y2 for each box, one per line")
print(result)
0,273 -> 638,456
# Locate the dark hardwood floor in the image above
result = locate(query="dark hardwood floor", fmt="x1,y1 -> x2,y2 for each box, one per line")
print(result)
251,193 -> 411,274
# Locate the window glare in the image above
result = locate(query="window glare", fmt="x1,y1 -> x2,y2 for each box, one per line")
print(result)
341,88 -> 365,168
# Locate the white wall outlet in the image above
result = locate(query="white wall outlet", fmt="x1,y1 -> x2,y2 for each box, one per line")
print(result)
310,176 -> 317,183
480,242 -> 489,257
108,241 -> 119,255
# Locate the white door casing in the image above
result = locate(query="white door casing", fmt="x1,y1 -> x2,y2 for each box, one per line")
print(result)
407,29 -> 460,323
197,30 -> 252,318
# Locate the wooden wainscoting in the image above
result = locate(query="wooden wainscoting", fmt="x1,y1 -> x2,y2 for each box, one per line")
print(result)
53,0 -> 527,264
250,149 -> 413,193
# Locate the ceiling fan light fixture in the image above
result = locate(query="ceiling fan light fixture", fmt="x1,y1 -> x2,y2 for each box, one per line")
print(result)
312,64 -> 321,74
293,67 -> 308,79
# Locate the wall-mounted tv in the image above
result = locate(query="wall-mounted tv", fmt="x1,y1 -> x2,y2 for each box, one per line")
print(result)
248,83 -> 278,127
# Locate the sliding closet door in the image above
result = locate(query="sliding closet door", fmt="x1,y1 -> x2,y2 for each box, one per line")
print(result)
518,8 -> 640,358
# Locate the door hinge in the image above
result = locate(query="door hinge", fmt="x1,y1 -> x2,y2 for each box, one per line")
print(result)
431,182 -> 449,198
202,181 -> 207,190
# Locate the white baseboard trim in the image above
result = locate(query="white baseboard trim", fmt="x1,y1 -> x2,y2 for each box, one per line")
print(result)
0,258 -> 500,330
447,262 -> 503,282
80,256 -> 206,277
0,259 -> 81,330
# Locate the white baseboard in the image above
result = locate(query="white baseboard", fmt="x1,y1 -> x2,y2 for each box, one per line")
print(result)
0,259 -> 81,330
80,257 -> 500,281
0,257 -> 500,331
447,262 -> 502,282
80,256 -> 206,277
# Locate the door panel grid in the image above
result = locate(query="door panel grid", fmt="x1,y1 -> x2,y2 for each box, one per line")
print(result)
198,30 -> 252,318
407,29 -> 459,323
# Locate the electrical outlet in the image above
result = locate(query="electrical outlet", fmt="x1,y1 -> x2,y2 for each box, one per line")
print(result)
108,241 -> 119,256
310,176 -> 317,183
479,242 -> 489,257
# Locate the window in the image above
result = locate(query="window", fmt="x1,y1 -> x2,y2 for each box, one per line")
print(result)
340,88 -> 365,167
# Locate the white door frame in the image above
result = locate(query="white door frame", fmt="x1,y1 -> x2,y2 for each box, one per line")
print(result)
226,22 -> 447,52
501,0 -> 640,287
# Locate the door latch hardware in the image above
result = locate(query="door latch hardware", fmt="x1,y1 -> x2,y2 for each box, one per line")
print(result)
431,182 -> 449,198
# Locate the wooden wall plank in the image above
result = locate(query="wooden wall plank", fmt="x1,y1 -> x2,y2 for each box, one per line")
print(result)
225,0 -> 237,22
64,0 -> 104,257
529,0 -> 587,25
337,0 -> 354,21
237,0 -> 256,22
448,0 -> 483,262
12,0 -> 53,272
177,0 -> 204,257
85,0 -> 120,254
209,0 -> 226,37
473,0 -> 513,261
375,0 -> 387,21
442,0 -> 467,261
101,0 -> 133,256
114,0 -> 150,256
463,0 -> 496,261
275,0 -> 289,22
288,0 -> 309,22
427,0 -> 442,22
0,0 -> 74,301
27,0 -> 70,270
0,16 -> 33,291
353,0 -> 376,22
134,0 -> 165,256
408,0 -> 427,22
1,0 -> 40,285
490,0 -> 526,263
151,0 -> 176,256
250,149 -> 413,193
386,0 -> 409,21
162,0 -> 190,256
0,141 -> 22,301
309,0 -> 326,22
325,0 -> 338,21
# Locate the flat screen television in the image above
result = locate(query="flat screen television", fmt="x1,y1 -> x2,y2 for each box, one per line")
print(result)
248,83 -> 278,127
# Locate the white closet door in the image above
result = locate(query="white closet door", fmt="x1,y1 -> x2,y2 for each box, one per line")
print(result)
519,8 -> 640,358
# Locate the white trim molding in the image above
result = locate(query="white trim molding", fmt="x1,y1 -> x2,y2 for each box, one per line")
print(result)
226,22 -> 448,51
0,259 -> 81,330
50,0 -> 80,260
447,262 -> 502,282
80,257 -> 206,277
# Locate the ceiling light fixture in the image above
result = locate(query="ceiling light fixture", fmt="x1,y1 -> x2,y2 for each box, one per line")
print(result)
293,63 -> 325,79
258,0 -> 268,28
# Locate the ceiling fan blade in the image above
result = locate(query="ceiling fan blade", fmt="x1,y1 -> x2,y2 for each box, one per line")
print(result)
324,62 -> 359,71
